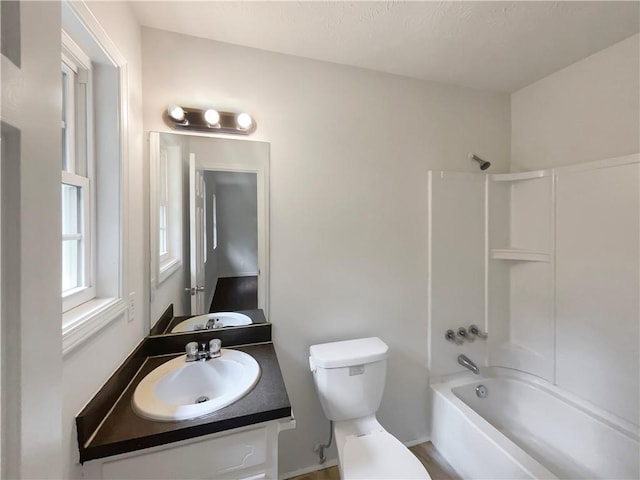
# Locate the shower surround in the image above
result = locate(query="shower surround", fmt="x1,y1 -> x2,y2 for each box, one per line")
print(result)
427,153 -> 640,478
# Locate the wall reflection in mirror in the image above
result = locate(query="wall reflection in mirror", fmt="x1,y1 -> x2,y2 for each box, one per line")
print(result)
149,132 -> 269,334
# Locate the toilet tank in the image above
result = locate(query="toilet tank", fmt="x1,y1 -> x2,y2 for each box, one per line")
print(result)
309,337 -> 388,422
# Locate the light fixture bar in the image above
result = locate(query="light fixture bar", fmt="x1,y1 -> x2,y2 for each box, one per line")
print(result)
164,106 -> 256,135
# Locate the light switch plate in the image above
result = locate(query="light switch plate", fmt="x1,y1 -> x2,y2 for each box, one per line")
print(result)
128,292 -> 135,322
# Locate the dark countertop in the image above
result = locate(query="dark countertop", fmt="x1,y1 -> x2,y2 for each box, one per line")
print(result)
76,331 -> 292,463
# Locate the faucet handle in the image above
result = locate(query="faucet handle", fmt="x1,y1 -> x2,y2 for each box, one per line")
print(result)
457,327 -> 474,342
209,338 -> 222,357
445,329 -> 464,345
185,341 -> 198,361
469,324 -> 488,339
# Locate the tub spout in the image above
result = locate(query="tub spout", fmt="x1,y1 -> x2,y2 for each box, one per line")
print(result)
458,354 -> 479,374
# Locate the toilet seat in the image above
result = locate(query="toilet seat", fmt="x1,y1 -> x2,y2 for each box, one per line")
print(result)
341,430 -> 431,479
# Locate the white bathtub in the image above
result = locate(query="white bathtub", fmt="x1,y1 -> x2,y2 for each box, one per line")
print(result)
430,369 -> 639,479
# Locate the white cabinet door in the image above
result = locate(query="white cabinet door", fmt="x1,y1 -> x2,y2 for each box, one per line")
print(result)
82,418 -> 298,480
101,426 -> 268,479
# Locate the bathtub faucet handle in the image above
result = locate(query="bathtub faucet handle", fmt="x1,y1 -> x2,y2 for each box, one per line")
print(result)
445,329 -> 464,345
469,324 -> 488,339
457,327 -> 473,342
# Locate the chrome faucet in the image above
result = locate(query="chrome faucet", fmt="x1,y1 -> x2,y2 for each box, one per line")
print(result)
458,354 -> 479,374
185,339 -> 222,362
205,317 -> 221,329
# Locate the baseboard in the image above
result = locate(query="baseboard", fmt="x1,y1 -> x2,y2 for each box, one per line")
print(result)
218,271 -> 258,278
279,458 -> 339,480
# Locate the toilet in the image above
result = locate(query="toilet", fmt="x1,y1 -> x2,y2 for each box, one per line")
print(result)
309,337 -> 431,479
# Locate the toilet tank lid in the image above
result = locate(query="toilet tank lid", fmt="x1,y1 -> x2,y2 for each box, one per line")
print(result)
309,337 -> 388,368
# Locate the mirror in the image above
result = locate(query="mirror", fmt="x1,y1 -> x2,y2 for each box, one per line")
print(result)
149,132 -> 269,334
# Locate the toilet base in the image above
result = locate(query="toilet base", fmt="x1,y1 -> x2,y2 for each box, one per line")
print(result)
333,416 -> 431,480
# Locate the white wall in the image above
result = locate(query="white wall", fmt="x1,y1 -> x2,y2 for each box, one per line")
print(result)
142,27 -> 510,474
511,34 -> 640,171
61,3 -> 146,479
1,2 -> 63,477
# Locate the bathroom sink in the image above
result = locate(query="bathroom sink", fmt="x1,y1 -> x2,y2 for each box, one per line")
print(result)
132,349 -> 261,421
171,312 -> 252,333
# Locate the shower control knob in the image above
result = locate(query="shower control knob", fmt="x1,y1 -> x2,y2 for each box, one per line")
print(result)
445,329 -> 464,345
457,327 -> 473,342
469,324 -> 488,339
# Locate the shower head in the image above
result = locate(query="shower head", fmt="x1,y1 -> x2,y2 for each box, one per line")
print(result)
469,153 -> 491,171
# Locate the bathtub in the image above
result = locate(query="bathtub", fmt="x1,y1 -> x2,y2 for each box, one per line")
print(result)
430,369 -> 639,479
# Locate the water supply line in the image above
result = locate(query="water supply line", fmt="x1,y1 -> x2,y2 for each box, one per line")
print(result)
313,420 -> 333,464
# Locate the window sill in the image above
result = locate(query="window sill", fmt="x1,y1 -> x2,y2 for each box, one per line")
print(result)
62,297 -> 128,357
158,257 -> 181,285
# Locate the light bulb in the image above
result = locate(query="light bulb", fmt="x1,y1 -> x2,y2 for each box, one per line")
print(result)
167,104 -> 185,122
236,113 -> 252,130
203,109 -> 220,125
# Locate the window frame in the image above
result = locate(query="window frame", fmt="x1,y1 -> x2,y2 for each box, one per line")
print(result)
61,33 -> 96,313
150,133 -> 183,289
61,1 -> 129,356
61,171 -> 93,307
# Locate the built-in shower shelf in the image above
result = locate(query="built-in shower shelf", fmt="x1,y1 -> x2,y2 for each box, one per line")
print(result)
491,170 -> 552,182
490,248 -> 551,262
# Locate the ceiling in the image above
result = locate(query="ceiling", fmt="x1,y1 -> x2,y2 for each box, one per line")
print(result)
131,1 -> 640,92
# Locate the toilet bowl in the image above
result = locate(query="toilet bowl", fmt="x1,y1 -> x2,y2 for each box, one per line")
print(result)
334,416 -> 430,479
309,337 -> 430,480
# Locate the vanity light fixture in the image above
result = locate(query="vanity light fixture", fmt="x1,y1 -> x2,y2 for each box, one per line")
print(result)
203,108 -> 220,126
167,104 -> 186,123
164,105 -> 256,135
236,112 -> 253,130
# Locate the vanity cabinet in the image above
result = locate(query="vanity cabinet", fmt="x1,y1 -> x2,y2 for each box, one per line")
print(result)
76,334 -> 293,477
82,418 -> 294,480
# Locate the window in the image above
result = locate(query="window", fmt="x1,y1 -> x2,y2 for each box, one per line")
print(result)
158,149 -> 169,259
150,135 -> 183,287
61,35 -> 94,312
60,1 -> 129,355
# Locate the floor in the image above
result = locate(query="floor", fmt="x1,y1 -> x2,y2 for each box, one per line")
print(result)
287,441 -> 461,480
209,275 -> 258,312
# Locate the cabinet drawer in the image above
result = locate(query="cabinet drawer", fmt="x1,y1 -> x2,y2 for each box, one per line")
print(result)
102,426 -> 268,479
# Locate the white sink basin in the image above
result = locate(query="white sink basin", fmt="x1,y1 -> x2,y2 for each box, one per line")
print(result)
171,312 -> 252,333
132,349 -> 261,421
